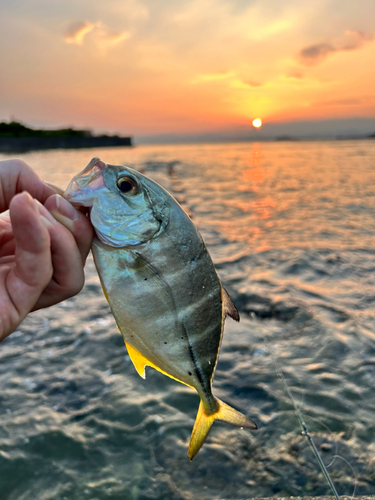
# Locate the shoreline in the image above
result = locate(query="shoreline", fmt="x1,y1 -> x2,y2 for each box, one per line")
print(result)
0,135 -> 132,153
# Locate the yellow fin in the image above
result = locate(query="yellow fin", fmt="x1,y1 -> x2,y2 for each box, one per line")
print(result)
188,397 -> 257,460
125,342 -> 148,379
125,342 -> 193,388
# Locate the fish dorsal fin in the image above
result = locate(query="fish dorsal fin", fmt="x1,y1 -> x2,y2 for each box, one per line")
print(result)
222,287 -> 240,322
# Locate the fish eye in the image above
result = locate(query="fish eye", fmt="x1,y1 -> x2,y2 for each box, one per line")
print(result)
116,176 -> 138,195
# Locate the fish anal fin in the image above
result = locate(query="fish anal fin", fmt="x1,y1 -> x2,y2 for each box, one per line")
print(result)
125,342 -> 148,379
222,287 -> 240,322
188,397 -> 257,460
125,342 -> 194,389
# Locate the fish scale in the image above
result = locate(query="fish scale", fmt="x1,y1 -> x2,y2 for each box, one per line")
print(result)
64,157 -> 257,459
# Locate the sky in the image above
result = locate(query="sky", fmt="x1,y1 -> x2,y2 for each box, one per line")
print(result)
0,0 -> 374,140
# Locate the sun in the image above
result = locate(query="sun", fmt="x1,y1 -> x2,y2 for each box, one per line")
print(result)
252,118 -> 262,128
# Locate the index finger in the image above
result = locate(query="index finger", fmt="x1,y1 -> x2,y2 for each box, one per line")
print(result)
0,159 -> 57,212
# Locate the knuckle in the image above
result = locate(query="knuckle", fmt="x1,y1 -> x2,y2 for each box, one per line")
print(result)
62,276 -> 84,299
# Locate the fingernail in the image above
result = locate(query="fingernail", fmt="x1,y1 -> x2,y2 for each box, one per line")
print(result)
44,182 -> 64,196
34,199 -> 57,224
21,191 -> 35,207
40,215 -> 55,227
55,195 -> 80,221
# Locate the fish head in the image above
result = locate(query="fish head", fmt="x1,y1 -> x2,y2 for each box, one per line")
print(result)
64,157 -> 167,247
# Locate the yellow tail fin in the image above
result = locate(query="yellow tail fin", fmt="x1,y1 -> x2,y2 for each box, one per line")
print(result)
188,398 -> 257,460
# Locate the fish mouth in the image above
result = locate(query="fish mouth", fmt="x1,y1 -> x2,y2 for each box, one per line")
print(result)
64,157 -> 107,208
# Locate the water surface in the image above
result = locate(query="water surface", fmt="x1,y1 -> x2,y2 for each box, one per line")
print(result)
1,140 -> 375,499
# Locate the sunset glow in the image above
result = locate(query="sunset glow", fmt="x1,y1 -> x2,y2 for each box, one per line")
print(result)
252,119 -> 263,129
0,0 -> 374,139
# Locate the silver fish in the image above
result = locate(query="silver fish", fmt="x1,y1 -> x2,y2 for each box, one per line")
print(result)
64,157 -> 257,459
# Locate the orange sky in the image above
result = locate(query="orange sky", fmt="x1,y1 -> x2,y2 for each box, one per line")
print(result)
0,0 -> 374,137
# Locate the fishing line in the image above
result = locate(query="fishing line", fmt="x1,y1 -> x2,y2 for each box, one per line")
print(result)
250,313 -> 341,499
326,455 -> 357,500
302,414 -> 339,467
304,413 -> 357,498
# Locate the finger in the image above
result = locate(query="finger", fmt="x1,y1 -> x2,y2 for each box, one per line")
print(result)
0,159 -> 57,211
44,194 -> 94,264
7,192 -> 53,317
35,198 -> 83,288
44,182 -> 64,196
0,216 -> 15,257
31,198 -> 92,309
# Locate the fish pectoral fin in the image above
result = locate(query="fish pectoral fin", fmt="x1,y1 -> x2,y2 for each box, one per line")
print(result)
222,287 -> 240,322
188,397 -> 257,461
125,342 -> 148,379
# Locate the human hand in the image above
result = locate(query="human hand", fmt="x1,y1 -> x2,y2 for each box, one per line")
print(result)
0,159 -> 94,342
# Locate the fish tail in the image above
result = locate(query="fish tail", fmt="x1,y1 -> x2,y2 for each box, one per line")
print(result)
188,397 -> 257,460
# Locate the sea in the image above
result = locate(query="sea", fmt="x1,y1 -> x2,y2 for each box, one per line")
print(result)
0,140 -> 375,500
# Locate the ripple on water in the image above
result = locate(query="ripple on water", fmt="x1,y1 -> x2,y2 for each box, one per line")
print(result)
1,141 -> 375,498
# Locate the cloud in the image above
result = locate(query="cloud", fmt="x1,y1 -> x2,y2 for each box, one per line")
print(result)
341,29 -> 373,50
316,96 -> 375,107
299,43 -> 335,65
230,79 -> 264,89
298,30 -> 374,66
63,21 -> 96,45
63,21 -> 130,49
286,69 -> 304,79
191,71 -> 235,83
99,30 -> 131,49
190,72 -> 264,90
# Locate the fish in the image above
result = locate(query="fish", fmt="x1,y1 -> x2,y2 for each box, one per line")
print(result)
64,157 -> 257,460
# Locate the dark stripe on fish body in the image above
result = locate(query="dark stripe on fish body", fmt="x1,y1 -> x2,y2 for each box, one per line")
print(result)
179,285 -> 222,356
184,324 -> 217,414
